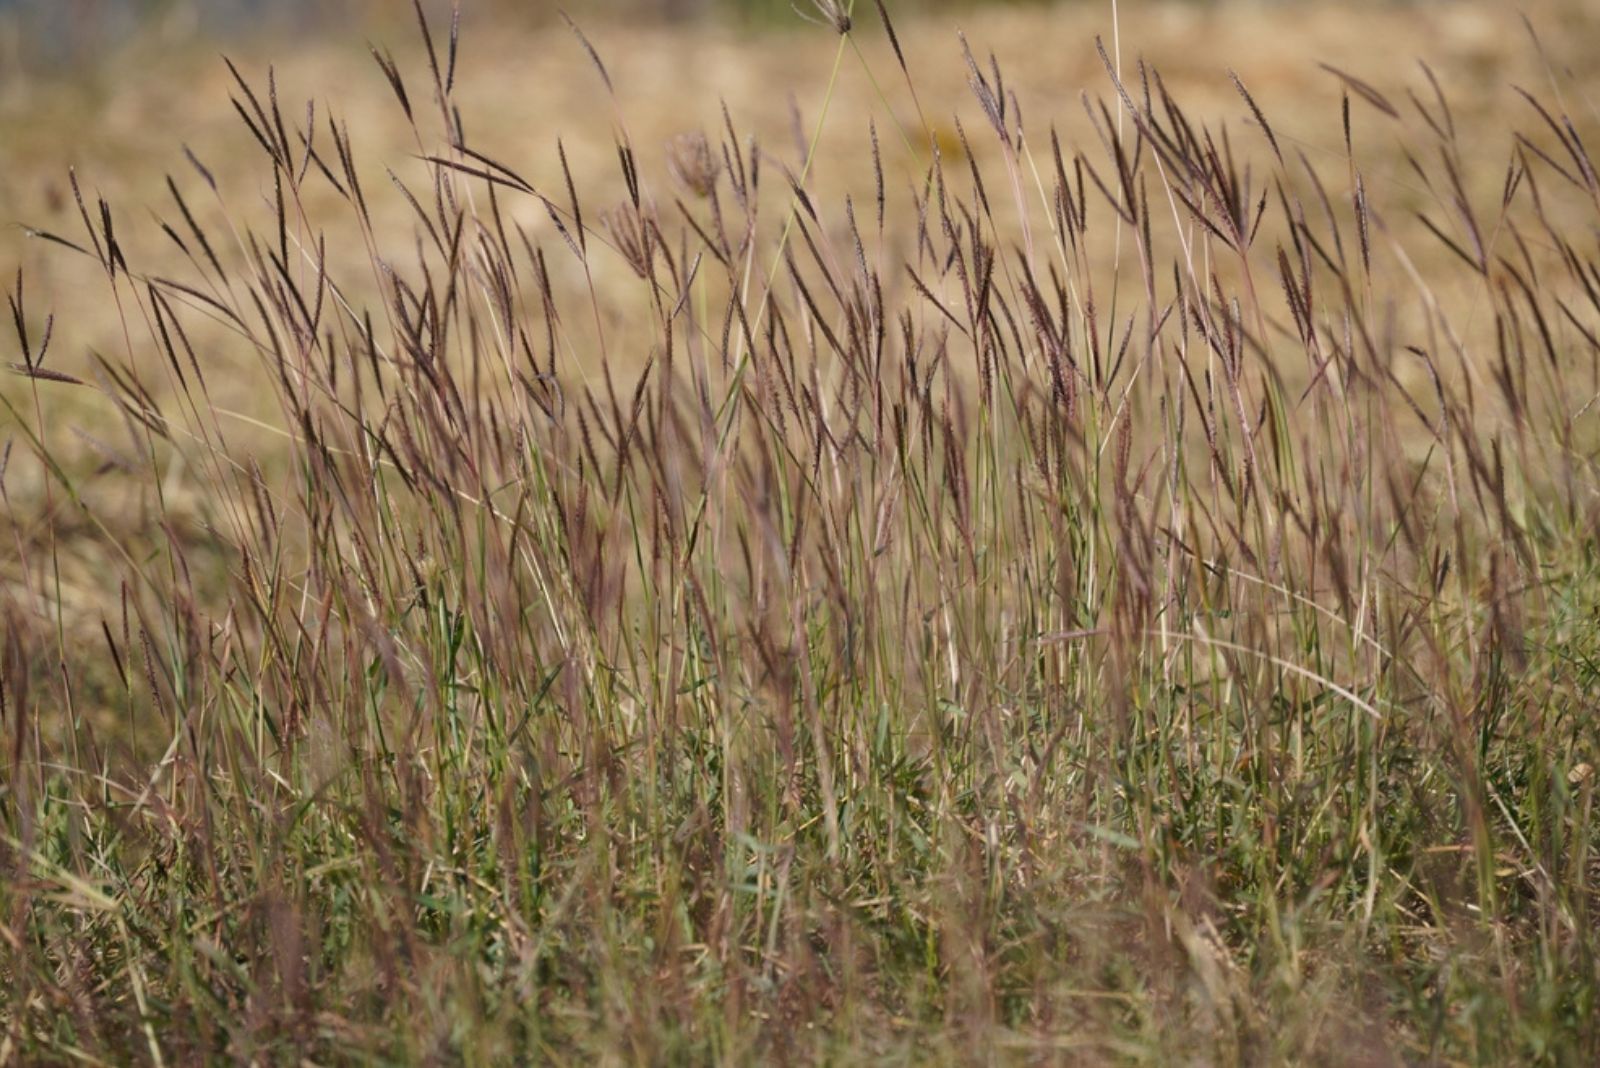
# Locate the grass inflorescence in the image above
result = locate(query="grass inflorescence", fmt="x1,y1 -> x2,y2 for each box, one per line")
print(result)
1,1 -> 1598,1063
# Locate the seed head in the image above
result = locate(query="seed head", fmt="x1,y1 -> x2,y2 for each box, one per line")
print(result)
667,131 -> 720,199
798,0 -> 852,35
601,201 -> 657,279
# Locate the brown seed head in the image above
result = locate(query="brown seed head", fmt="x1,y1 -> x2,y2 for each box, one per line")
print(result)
801,0 -> 852,35
667,131 -> 720,199
601,201 -> 657,279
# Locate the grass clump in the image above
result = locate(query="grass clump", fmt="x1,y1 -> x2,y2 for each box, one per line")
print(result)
1,1 -> 1598,1063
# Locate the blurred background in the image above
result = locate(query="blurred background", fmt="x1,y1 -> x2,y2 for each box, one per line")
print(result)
0,0 -> 1585,360
1,0 -> 1591,387
0,0 -> 1058,71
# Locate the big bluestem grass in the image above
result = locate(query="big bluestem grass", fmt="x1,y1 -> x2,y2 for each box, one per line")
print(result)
0,1 -> 1597,1062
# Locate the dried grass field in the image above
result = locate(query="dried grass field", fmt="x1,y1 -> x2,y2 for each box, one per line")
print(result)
1,0 -> 1599,1062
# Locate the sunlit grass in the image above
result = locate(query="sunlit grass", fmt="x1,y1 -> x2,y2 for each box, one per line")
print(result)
0,1 -> 1597,1063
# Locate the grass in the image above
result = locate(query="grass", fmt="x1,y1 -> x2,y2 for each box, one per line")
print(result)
1,0 -> 1598,1062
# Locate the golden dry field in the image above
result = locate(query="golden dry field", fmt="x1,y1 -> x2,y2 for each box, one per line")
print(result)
3,0 -> 1594,699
